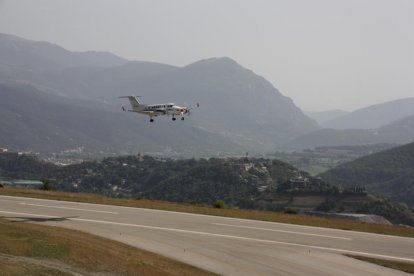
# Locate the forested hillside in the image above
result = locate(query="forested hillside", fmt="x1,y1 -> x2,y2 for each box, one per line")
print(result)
1,153 -> 414,225
320,142 -> 414,207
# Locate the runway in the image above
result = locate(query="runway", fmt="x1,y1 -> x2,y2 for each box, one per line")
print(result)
1,195 -> 413,275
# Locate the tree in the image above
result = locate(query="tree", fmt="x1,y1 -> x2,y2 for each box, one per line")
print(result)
41,179 -> 52,191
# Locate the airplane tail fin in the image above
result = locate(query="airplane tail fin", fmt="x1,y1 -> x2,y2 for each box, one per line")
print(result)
119,96 -> 141,110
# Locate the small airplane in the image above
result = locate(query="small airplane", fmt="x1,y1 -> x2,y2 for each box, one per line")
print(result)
120,96 -> 198,123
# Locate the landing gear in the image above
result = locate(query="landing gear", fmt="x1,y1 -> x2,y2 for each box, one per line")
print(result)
150,118 -> 154,123
172,117 -> 176,121
181,117 -> 184,121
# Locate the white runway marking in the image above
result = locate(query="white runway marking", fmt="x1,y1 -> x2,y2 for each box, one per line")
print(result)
212,223 -> 352,240
1,195 -> 412,241
1,210 -> 413,263
19,203 -> 119,214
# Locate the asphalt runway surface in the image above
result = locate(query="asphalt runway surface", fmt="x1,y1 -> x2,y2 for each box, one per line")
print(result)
1,195 -> 413,275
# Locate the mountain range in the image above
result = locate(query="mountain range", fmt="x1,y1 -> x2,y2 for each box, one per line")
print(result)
288,114 -> 414,149
322,98 -> 414,129
1,32 -> 414,155
0,81 -> 249,156
298,97 -> 414,150
0,33 -> 318,155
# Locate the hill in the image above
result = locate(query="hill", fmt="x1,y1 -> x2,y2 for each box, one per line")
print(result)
320,142 -> 414,207
306,110 -> 349,125
288,115 -> 414,149
269,143 -> 397,175
1,153 -> 413,225
323,97 -> 414,129
378,114 -> 414,142
0,33 -> 319,154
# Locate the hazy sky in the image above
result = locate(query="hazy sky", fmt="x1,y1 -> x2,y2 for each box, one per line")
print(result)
1,0 -> 413,111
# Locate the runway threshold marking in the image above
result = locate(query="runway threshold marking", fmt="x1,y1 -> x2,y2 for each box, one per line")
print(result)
18,203 -> 119,214
212,223 -> 352,240
1,210 -> 413,263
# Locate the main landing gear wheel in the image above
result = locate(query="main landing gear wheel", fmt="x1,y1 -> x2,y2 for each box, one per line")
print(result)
150,118 -> 154,123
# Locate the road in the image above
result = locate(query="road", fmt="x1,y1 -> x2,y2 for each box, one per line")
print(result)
0,195 -> 413,275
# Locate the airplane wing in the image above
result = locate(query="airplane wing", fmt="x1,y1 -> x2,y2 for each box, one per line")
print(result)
140,110 -> 166,117
154,109 -> 167,115
141,111 -> 158,116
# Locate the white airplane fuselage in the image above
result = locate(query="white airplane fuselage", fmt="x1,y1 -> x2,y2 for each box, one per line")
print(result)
133,103 -> 188,116
120,96 -> 190,122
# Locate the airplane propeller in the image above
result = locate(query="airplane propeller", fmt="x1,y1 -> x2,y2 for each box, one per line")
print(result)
184,102 -> 199,116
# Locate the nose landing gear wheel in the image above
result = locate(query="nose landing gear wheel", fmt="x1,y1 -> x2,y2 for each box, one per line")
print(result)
181,117 -> 184,121
150,118 -> 154,123
172,117 -> 176,121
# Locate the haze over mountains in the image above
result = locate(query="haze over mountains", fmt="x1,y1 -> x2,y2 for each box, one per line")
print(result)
306,110 -> 350,126
288,115 -> 414,149
0,33 -> 318,155
322,97 -> 414,129
292,98 -> 414,149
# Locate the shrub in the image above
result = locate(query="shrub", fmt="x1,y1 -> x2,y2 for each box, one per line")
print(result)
213,200 -> 227,209
284,208 -> 298,214
41,179 -> 52,191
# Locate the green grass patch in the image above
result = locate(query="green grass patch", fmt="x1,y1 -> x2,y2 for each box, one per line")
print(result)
1,187 -> 414,238
346,254 -> 414,274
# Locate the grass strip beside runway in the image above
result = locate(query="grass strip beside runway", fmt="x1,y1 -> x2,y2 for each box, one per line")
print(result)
0,218 -> 214,275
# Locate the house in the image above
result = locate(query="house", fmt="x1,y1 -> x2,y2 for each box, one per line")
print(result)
288,172 -> 309,189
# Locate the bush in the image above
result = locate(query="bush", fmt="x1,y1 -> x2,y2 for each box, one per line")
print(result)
41,179 -> 52,191
284,208 -> 298,214
213,200 -> 227,209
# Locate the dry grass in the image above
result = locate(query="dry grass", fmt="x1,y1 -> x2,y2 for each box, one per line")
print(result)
346,255 -> 414,274
1,187 -> 414,238
0,257 -> 72,276
0,219 -> 214,275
